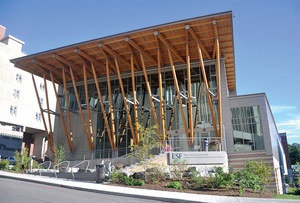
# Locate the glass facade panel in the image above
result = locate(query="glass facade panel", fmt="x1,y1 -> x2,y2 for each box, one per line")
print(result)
231,105 -> 265,152
60,63 -> 220,157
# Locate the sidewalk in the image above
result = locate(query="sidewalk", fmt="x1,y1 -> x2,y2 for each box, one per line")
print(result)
0,171 -> 299,203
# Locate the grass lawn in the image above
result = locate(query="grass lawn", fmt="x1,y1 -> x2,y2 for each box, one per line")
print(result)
274,187 -> 300,200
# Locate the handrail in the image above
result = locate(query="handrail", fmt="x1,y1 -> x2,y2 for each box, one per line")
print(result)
38,161 -> 52,169
53,161 -> 70,178
38,161 -> 52,176
71,160 -> 90,179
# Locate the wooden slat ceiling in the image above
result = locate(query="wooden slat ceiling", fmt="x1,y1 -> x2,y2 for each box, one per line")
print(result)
11,11 -> 236,90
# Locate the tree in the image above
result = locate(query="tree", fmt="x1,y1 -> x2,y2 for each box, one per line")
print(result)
126,124 -> 160,171
14,147 -> 38,173
288,143 -> 300,165
52,144 -> 65,167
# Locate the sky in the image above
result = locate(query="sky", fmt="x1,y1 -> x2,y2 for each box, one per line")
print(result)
1,0 -> 299,144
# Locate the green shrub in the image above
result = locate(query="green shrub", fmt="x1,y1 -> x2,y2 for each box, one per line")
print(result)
166,181 -> 182,189
243,158 -> 273,194
123,176 -> 134,186
206,167 -> 235,189
0,159 -> 9,170
169,159 -> 188,180
133,180 -> 145,186
235,169 -> 260,196
189,170 -> 205,189
110,171 -> 124,183
14,148 -> 38,173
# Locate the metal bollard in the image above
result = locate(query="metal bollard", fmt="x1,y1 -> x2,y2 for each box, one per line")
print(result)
96,164 -> 105,183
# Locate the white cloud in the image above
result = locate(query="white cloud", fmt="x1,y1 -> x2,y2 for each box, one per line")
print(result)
277,117 -> 300,143
271,105 -> 296,114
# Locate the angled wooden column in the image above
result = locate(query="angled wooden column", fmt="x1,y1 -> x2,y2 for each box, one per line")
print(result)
49,71 -> 72,152
43,72 -> 54,149
91,61 -> 114,150
106,58 -> 117,149
31,74 -> 54,153
83,63 -> 94,150
157,48 -> 166,141
140,52 -> 161,142
167,48 -> 190,146
186,41 -> 194,144
168,94 -> 177,132
130,53 -> 140,145
196,42 -> 219,138
214,20 -> 223,138
114,57 -> 137,146
69,66 -> 92,151
194,85 -> 202,129
62,67 -> 74,151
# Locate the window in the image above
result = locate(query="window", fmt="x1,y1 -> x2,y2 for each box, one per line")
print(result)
231,106 -> 265,152
13,89 -> 20,99
16,74 -> 22,83
40,83 -> 45,91
10,106 -> 17,116
35,113 -> 41,122
39,98 -> 44,106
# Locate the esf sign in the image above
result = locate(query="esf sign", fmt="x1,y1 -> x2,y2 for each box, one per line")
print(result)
168,151 -> 228,165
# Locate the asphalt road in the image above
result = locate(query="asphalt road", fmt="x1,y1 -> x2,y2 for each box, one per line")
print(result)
0,178 -> 170,203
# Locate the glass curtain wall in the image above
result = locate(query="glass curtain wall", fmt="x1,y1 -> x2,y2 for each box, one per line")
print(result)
231,106 -> 265,152
60,64 -> 219,158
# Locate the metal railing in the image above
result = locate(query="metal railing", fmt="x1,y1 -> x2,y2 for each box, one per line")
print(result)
71,160 -> 90,179
38,161 -> 52,176
53,161 -> 70,178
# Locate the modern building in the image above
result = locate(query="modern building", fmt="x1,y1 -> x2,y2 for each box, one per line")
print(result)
0,25 -> 57,159
10,11 -> 287,193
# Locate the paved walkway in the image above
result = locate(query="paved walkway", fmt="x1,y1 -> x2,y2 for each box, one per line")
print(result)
0,171 -> 299,203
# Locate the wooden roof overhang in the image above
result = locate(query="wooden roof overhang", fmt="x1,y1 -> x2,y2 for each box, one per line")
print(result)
10,11 -> 236,90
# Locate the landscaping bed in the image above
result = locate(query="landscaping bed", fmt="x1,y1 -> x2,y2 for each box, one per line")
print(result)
109,177 -> 275,198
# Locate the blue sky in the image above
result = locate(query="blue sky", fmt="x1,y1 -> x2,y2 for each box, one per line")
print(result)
1,0 -> 299,144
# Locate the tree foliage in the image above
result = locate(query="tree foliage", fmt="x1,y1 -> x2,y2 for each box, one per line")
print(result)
288,143 -> 300,165
14,147 -> 38,173
52,144 -> 65,167
126,124 -> 160,170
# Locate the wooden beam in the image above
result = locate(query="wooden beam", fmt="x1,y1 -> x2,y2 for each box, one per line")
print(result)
53,54 -> 81,81
62,67 -> 74,151
35,60 -> 70,82
155,37 -> 164,67
188,27 -> 212,60
130,53 -> 139,145
91,61 -> 115,150
128,38 -> 158,65
158,33 -> 185,64
102,44 -> 131,67
167,48 -> 190,146
186,42 -> 194,144
157,48 -> 165,141
194,87 -> 202,129
69,66 -> 92,151
43,72 -> 54,149
213,20 -> 223,139
106,58 -> 117,149
76,49 -> 106,70
126,43 -> 140,71
31,74 -> 54,153
32,63 -> 62,84
140,52 -> 162,141
168,94 -> 177,132
114,57 -> 137,146
99,49 -> 118,74
83,63 -> 94,150
196,42 -> 219,138
50,71 -> 73,152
